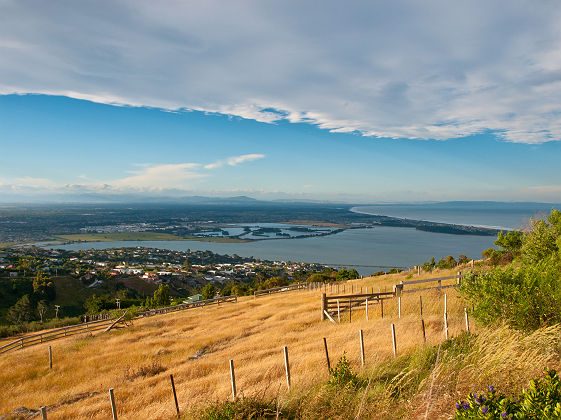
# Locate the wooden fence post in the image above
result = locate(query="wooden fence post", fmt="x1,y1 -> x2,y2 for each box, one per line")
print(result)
421,319 -> 426,344
323,337 -> 331,373
284,346 -> 291,389
391,324 -> 397,357
321,293 -> 327,321
109,388 -> 118,420
380,299 -> 384,319
419,295 -> 423,316
48,346 -> 52,370
464,308 -> 470,333
365,299 -> 369,321
170,374 -> 180,418
359,330 -> 365,367
348,299 -> 352,323
456,271 -> 462,285
398,296 -> 401,319
444,294 -> 449,340
229,360 -> 237,401
444,311 -> 449,340
337,300 -> 340,322
40,406 -> 47,420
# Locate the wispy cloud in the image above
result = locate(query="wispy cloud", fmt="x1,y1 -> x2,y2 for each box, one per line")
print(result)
2,2 -> 561,143
204,154 -> 265,170
15,176 -> 56,187
109,163 -> 205,190
0,156 -> 267,197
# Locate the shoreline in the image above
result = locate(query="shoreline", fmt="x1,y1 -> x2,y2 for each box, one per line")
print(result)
349,207 -> 504,236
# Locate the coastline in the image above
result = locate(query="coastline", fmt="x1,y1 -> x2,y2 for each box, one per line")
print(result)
349,207 -> 502,236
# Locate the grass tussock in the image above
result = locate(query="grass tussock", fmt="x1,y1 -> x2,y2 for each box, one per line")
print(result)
124,361 -> 166,381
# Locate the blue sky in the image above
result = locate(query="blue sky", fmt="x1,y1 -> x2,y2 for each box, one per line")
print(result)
1,1 -> 561,203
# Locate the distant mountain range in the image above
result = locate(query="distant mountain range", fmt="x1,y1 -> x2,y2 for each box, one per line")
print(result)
0,191 -> 559,207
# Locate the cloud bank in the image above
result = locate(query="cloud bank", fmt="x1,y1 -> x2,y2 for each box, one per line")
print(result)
1,1 -> 561,143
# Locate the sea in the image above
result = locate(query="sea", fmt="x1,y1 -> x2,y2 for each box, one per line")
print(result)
53,202 -> 559,275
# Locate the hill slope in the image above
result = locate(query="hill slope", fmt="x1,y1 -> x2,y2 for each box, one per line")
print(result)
0,269 -> 554,419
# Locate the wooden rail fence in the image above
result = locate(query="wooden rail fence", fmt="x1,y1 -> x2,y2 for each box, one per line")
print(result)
321,272 -> 467,321
0,318 -> 116,354
1,295 -> 239,355
138,295 -> 238,317
321,291 -> 395,321
254,283 -> 309,298
393,272 -> 463,295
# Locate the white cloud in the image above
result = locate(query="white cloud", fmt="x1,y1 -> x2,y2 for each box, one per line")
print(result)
204,154 -> 265,169
109,163 -> 204,190
1,1 -> 561,143
15,176 -> 56,187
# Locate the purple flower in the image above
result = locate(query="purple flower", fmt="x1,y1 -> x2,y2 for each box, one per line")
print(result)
488,385 -> 495,392
481,406 -> 489,414
501,413 -> 508,418
456,403 -> 461,409
462,402 -> 469,410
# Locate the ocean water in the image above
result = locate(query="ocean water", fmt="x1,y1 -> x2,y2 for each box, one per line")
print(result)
54,226 -> 496,276
351,202 -> 559,230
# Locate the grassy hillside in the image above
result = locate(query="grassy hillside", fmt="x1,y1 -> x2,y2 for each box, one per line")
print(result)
0,268 -> 558,419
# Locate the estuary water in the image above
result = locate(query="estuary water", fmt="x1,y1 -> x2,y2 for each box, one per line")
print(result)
55,226 -> 496,275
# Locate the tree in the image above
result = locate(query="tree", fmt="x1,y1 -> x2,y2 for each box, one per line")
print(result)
336,268 -> 359,281
153,284 -> 170,306
521,210 -> 561,264
494,230 -> 523,255
482,248 -> 496,259
18,256 -> 34,277
33,272 -> 56,300
231,285 -> 244,296
264,276 -> 289,289
37,300 -> 48,322
84,294 -> 101,314
7,295 -> 34,324
437,255 -> 457,269
422,257 -> 436,272
201,283 -> 216,300
307,272 -> 328,283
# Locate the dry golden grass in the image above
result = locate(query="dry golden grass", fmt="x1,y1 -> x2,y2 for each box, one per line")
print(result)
0,268 -> 555,419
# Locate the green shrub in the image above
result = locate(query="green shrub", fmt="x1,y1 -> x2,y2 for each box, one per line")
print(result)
329,353 -> 365,389
461,208 -> 561,330
455,369 -> 561,419
461,258 -> 561,330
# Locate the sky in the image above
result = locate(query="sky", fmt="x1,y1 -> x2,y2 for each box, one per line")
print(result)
1,1 -> 561,203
